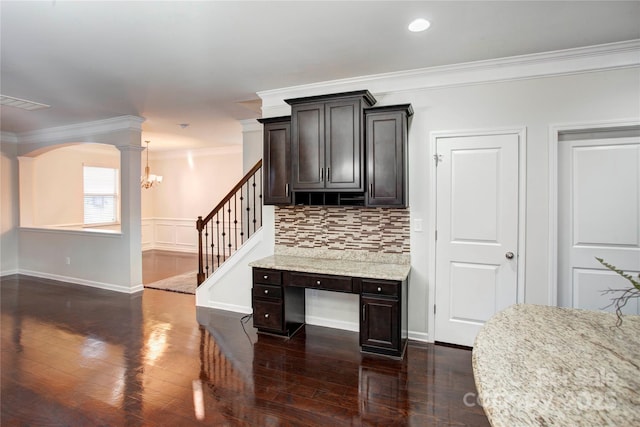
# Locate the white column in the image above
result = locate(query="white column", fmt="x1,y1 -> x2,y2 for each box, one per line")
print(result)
117,143 -> 144,291
17,156 -> 35,227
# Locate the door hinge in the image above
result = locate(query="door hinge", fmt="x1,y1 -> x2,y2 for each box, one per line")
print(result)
435,230 -> 437,240
434,305 -> 436,315
434,154 -> 442,166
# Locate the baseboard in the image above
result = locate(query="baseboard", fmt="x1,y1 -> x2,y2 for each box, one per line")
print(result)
408,331 -> 431,343
305,315 -> 359,332
206,301 -> 252,314
16,269 -> 143,294
0,269 -> 19,277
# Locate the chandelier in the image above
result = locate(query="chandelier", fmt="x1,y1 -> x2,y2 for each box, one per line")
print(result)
141,140 -> 163,189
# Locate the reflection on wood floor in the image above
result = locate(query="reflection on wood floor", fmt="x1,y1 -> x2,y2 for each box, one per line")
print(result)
142,250 -> 199,284
1,274 -> 489,426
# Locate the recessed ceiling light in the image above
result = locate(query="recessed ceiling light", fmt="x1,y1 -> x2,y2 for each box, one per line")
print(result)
408,18 -> 431,32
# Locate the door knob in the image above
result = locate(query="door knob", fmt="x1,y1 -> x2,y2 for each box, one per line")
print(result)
505,251 -> 515,259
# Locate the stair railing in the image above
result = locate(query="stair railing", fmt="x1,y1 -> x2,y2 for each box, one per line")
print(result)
196,160 -> 262,286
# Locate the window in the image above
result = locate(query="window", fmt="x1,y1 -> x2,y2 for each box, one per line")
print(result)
83,166 -> 119,225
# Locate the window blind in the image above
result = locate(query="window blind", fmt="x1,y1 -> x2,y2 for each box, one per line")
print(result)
84,166 -> 118,225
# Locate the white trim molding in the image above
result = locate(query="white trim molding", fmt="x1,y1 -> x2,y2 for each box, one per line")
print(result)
547,118 -> 640,306
16,115 -> 145,145
259,39 -> 640,109
18,269 -> 143,294
142,217 -> 199,253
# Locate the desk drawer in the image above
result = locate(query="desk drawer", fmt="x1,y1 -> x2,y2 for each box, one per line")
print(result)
253,268 -> 282,285
252,300 -> 283,331
285,271 -> 353,293
252,284 -> 282,300
361,279 -> 399,297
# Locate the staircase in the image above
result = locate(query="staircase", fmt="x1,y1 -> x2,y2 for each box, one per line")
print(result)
196,160 -> 262,286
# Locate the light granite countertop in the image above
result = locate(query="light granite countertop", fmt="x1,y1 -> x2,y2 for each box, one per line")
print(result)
249,254 -> 411,281
472,304 -> 640,426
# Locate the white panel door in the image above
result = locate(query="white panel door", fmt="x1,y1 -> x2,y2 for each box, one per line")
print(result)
435,133 -> 520,347
558,137 -> 640,313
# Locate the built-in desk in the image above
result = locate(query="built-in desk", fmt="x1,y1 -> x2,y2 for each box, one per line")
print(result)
249,255 -> 410,358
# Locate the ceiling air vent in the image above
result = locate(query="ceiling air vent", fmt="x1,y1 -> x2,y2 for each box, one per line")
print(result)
0,94 -> 50,111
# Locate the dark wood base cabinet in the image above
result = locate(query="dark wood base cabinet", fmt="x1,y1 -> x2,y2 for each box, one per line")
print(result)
251,267 -> 408,358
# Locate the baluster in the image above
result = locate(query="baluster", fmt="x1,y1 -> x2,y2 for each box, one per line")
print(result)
233,192 -> 238,253
245,182 -> 251,241
252,174 -> 257,235
208,221 -> 213,278
216,213 -> 220,271
221,205 -> 226,263
227,199 -> 232,259
204,221 -> 210,279
258,166 -> 263,228
239,187 -> 245,244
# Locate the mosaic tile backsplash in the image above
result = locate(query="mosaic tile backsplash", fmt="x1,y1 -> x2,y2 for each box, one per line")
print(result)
274,206 -> 410,263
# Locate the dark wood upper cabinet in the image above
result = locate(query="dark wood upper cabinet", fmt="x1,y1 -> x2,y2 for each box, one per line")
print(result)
258,116 -> 291,205
365,104 -> 413,207
287,91 -> 377,192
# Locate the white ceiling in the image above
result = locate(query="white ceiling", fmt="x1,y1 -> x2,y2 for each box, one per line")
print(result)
2,1 -> 639,151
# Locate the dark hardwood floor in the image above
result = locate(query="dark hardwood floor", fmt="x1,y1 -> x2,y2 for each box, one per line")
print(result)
142,250 -> 199,284
1,273 -> 490,426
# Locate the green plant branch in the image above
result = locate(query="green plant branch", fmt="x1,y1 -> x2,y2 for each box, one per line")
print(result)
596,257 -> 640,326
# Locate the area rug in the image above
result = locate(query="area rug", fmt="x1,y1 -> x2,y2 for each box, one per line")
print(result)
144,271 -> 198,295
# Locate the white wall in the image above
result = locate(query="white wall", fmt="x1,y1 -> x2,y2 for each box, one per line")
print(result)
141,146 -> 244,252
240,119 -> 262,174
146,147 -> 243,220
26,144 -> 120,226
251,61 -> 640,340
1,137 -> 19,275
6,116 -> 145,292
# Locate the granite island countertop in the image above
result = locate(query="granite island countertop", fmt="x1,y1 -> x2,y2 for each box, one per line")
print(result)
472,304 -> 640,427
249,254 -> 411,282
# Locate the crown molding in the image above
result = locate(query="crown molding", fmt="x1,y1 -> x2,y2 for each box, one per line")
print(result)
1,131 -> 19,143
15,115 -> 145,145
258,39 -> 640,109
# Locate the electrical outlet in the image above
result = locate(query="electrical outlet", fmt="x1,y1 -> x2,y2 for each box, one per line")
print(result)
414,218 -> 423,232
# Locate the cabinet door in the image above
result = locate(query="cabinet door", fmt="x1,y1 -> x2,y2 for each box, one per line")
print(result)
366,110 -> 406,206
263,120 -> 291,204
292,103 -> 325,190
325,99 -> 363,190
360,296 -> 399,351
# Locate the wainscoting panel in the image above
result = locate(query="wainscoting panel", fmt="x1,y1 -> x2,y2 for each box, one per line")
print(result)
141,220 -> 153,251
143,218 -> 198,253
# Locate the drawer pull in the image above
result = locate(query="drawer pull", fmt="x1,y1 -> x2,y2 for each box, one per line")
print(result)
377,287 -> 382,292
264,313 -> 270,318
264,289 -> 269,294
316,280 -> 321,285
263,275 -> 268,280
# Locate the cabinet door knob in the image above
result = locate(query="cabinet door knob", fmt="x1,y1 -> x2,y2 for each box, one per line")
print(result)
263,275 -> 268,279
377,287 -> 382,292
264,289 -> 269,294
316,280 -> 321,285
264,313 -> 270,318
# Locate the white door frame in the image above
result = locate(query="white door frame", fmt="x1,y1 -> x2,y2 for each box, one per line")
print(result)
428,127 -> 527,343
548,118 -> 640,306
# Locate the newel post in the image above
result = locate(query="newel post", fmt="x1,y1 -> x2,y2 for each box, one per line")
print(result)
196,216 -> 205,286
